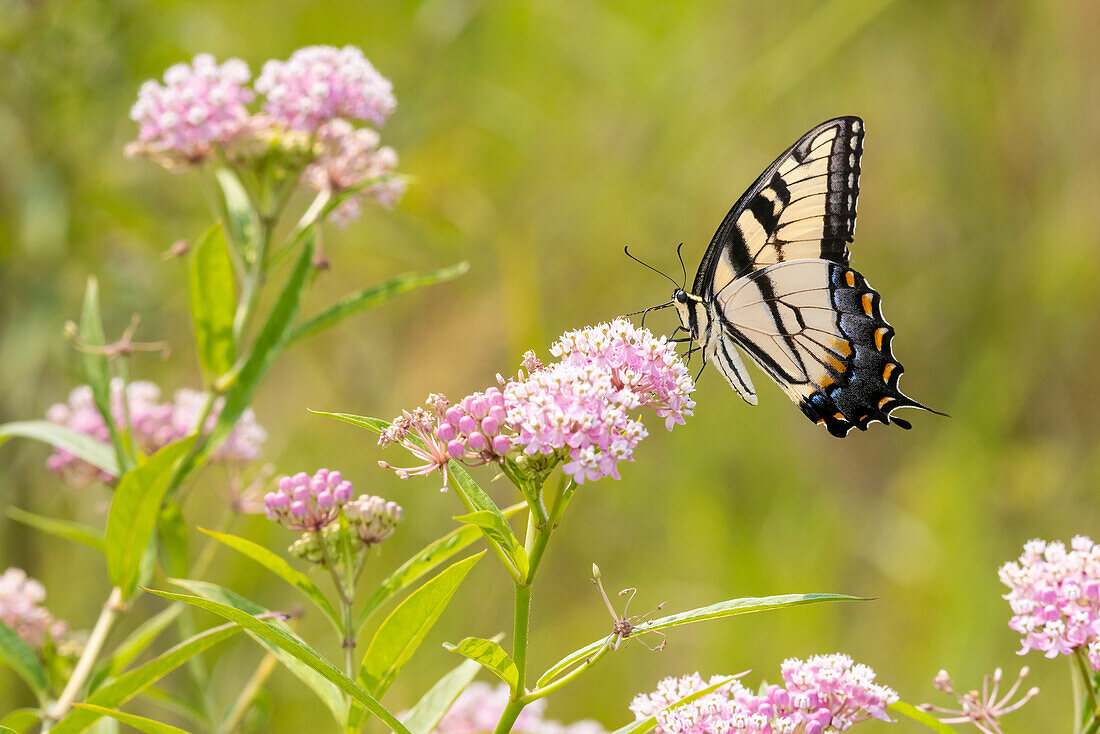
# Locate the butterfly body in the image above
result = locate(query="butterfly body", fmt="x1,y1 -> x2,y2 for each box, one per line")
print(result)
672,116 -> 935,437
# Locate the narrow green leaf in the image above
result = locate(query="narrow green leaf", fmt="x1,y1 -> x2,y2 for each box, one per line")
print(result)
402,656 -> 483,734
0,709 -> 39,733
538,593 -> 866,688
71,705 -> 188,734
197,527 -> 341,631
357,503 -> 525,631
105,438 -> 195,598
888,701 -> 961,733
0,620 -> 48,699
612,675 -> 741,734
452,511 -> 528,578
138,687 -> 206,728
156,502 -> 189,580
189,223 -> 237,379
169,578 -> 345,727
203,237 -> 314,463
286,262 -> 469,347
0,421 -> 119,476
358,553 -> 485,697
442,637 -> 517,688
1,727 -> 17,734
5,506 -> 104,553
214,168 -> 260,258
51,623 -> 239,734
144,589 -> 412,734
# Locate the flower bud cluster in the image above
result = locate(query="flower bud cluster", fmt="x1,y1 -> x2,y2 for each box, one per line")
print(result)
438,388 -> 513,465
999,535 -> 1100,666
264,469 -> 353,532
0,568 -> 68,649
345,494 -> 404,545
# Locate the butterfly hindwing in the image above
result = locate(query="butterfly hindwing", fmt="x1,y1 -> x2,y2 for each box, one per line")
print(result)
718,259 -> 929,437
696,117 -> 864,301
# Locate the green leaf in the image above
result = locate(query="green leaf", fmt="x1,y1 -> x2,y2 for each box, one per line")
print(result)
0,421 -> 119,477
358,553 -> 485,697
0,619 -> 48,700
401,656 -> 483,734
442,637 -> 517,688
51,623 -> 240,734
889,701 -> 961,733
537,593 -> 865,688
189,223 -> 237,379
197,527 -> 341,632
105,438 -> 195,598
214,168 -> 260,259
286,262 -> 469,347
204,236 -> 314,462
156,502 -> 189,580
1,709 -> 40,733
1,727 -> 17,734
612,675 -> 741,734
5,506 -> 104,553
356,503 -> 525,632
143,589 -> 412,734
168,578 -> 345,727
138,687 -> 206,728
71,705 -> 188,734
452,511 -> 528,579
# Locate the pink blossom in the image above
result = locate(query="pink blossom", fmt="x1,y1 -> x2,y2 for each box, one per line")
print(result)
303,118 -> 405,226
632,656 -> 896,734
128,54 -> 254,163
999,535 -> 1100,667
264,468 -> 354,532
920,667 -> 1038,734
0,568 -> 67,649
426,682 -> 604,734
378,395 -> 455,491
45,379 -> 265,485
255,45 -> 395,132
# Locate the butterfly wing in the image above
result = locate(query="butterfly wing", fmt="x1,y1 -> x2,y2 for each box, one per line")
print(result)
718,258 -> 930,436
693,116 -> 864,300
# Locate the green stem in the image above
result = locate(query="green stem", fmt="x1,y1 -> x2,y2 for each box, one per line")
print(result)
223,652 -> 278,733
1076,647 -> 1100,732
43,587 -> 124,730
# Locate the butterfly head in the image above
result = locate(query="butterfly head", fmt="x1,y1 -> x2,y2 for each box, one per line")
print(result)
671,288 -> 697,338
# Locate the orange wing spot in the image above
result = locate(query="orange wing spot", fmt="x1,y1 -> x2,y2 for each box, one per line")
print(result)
831,338 -> 852,358
816,419 -> 825,425
817,375 -> 836,390
844,271 -> 856,287
833,412 -> 845,421
878,397 -> 891,409
882,363 -> 896,382
874,328 -> 888,350
825,353 -> 848,374
861,293 -> 875,316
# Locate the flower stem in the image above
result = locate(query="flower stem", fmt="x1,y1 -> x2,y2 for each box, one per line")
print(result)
43,586 -> 124,730
1076,647 -> 1100,732
223,652 -> 279,733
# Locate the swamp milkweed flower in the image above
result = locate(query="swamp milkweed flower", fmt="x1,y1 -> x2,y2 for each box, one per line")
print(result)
0,568 -> 68,649
44,379 -> 265,486
424,682 -> 605,734
378,319 -> 695,489
631,655 -> 897,734
998,535 -> 1100,667
919,667 -> 1038,734
264,469 -> 354,532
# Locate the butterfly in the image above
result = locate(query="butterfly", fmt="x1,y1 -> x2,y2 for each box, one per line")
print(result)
639,116 -> 938,437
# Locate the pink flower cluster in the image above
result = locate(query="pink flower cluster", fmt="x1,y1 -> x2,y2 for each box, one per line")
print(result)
128,46 -> 404,224
505,319 -> 695,483
631,656 -> 896,734
0,568 -> 67,649
45,379 -> 265,486
129,54 -> 254,162
303,119 -> 405,226
378,320 -> 694,489
999,535 -> 1100,666
264,469 -> 354,532
426,682 -> 605,734
255,45 -> 395,131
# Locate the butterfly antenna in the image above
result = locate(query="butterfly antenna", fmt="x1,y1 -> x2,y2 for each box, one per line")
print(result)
676,243 -> 688,288
622,302 -> 673,318
624,246 -> 679,288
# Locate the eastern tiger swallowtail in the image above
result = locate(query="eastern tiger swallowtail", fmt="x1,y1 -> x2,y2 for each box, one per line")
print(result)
658,116 -> 938,437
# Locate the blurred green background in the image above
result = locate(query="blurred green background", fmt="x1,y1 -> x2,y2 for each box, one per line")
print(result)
2,0 -> 1099,730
